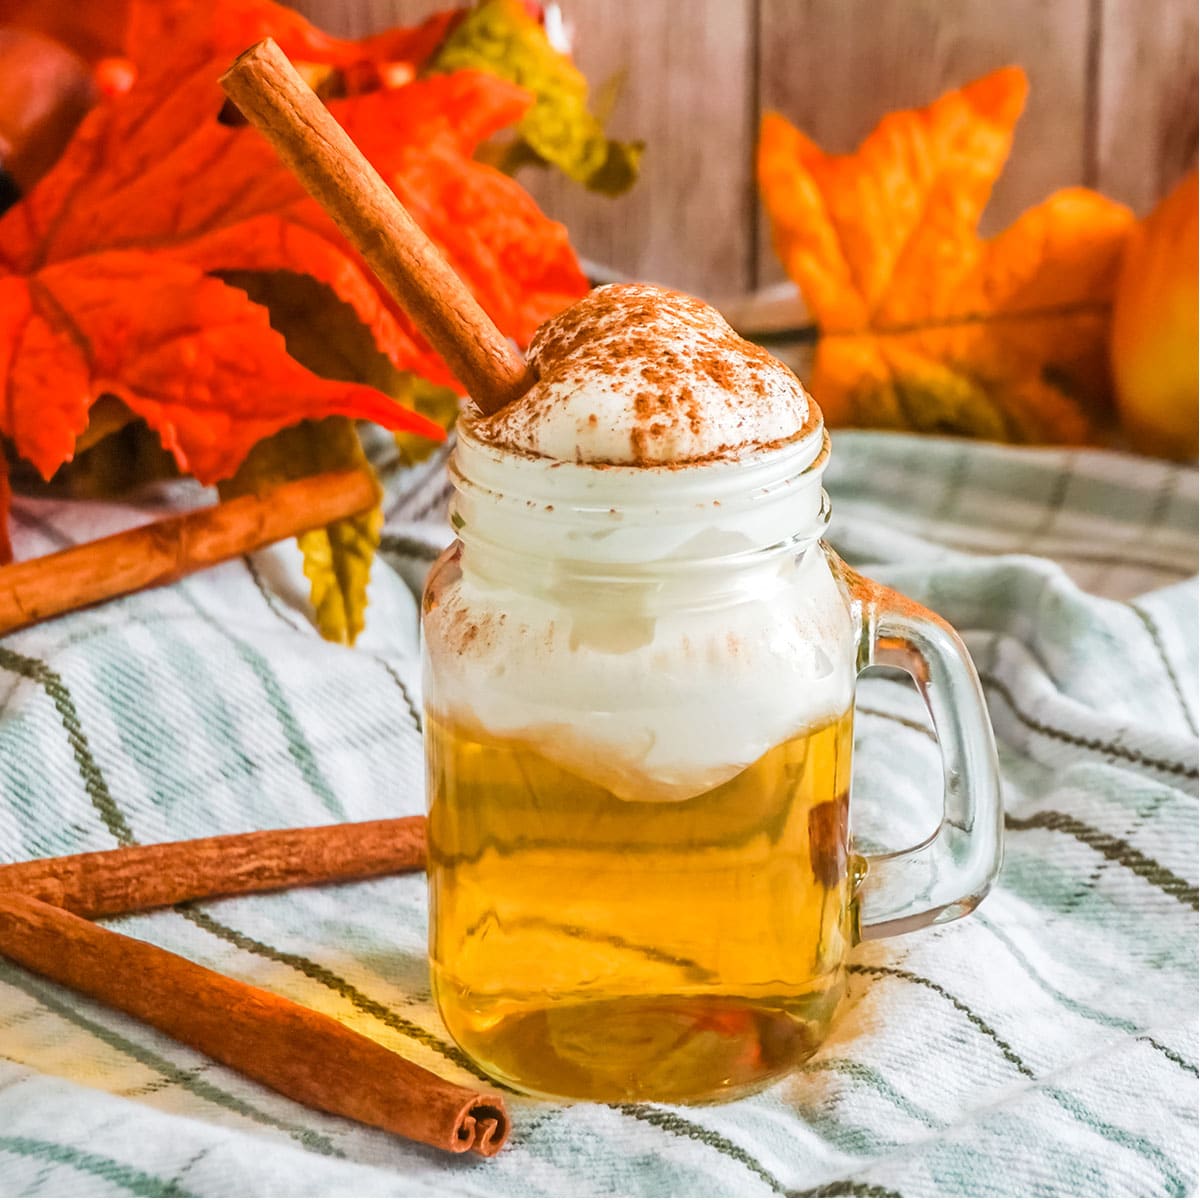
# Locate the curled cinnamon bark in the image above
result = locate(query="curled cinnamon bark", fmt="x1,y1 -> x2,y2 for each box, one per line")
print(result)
0,817 -> 426,918
0,468 -> 378,636
0,891 -> 507,1156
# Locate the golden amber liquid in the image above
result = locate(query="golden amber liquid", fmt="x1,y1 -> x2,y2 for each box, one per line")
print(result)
426,709 -> 857,1103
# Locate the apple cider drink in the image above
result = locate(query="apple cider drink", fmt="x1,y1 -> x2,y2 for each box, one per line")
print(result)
423,286 -> 862,1102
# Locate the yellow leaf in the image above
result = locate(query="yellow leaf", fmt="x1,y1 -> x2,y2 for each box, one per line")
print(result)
213,271 -> 465,643
219,417 -> 381,645
212,270 -> 469,642
298,487 -> 384,647
393,374 -> 461,467
758,67 -> 1136,443
432,0 -> 643,195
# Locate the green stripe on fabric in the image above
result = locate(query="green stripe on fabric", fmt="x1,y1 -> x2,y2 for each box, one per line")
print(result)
177,906 -> 486,1082
1139,1038 -> 1200,1078
848,965 -> 1034,1079
10,509 -> 74,551
981,672 -> 1199,780
0,1135 -> 190,1197
164,1147 -> 211,1194
1045,1087 -> 1189,1196
930,446 -> 972,527
178,584 -> 348,821
0,640 -> 481,1148
1129,602 -> 1198,737
863,697 -> 1197,909
375,658 -> 423,734
1006,811 -> 1198,909
0,645 -> 135,846
856,706 -> 934,741
806,1058 -> 939,1129
242,554 -> 307,634
900,531 -> 1193,578
973,915 -> 1137,1033
243,556 -> 423,734
178,902 -> 831,1194
0,962 -> 341,1157
0,646 -> 348,1156
832,436 -> 1195,533
138,615 -> 262,801
180,903 -> 827,1194
378,532 -> 442,561
1027,458 -> 1074,542
851,964 -> 1194,1188
787,1183 -> 901,1198
617,1104 -> 788,1193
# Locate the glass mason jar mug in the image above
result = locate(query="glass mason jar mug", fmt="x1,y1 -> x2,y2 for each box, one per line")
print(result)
422,414 -> 1002,1105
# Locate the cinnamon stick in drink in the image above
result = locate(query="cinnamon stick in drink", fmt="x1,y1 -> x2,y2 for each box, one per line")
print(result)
0,468 -> 378,636
220,38 -> 532,416
0,892 -> 507,1156
0,817 -> 426,919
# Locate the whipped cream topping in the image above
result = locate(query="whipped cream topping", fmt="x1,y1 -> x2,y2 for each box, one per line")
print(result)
422,283 -> 848,803
469,283 -> 815,465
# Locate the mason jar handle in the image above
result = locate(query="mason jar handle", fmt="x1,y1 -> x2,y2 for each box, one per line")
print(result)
841,562 -> 1003,940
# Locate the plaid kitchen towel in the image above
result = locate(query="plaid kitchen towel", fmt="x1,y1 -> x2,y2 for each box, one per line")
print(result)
0,431 -> 1195,1199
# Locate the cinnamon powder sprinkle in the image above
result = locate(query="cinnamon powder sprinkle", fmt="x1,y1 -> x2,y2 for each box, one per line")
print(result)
470,283 -> 817,467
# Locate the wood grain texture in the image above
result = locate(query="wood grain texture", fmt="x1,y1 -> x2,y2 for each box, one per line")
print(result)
1095,0 -> 1198,214
756,0 -> 1092,283
292,0 -> 1196,293
287,0 -> 448,36
517,0 -> 756,296
290,0 -> 755,296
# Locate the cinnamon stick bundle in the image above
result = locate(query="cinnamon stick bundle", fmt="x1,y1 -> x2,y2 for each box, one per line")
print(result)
0,817 -> 426,918
0,892 -> 507,1156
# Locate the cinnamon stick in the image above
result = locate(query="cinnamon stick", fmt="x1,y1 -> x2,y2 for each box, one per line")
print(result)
0,817 -> 426,919
0,892 -> 507,1156
0,468 -> 377,636
220,38 -> 532,416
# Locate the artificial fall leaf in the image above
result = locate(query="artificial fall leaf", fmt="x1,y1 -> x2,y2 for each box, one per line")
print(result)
220,417 -> 381,646
758,67 -> 1136,443
122,0 -> 460,92
299,502 -> 384,647
0,457 -> 10,564
217,270 -> 458,642
432,0 -> 643,196
0,33 -> 586,559
392,375 -> 462,467
0,254 -> 426,483
6,0 -> 457,79
217,269 -> 461,464
3,0 -> 130,64
33,409 -> 178,500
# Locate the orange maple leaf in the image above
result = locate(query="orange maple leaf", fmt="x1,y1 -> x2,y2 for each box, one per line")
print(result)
122,0 -> 463,96
5,0 -> 458,77
758,67 -> 1136,443
0,24 -> 587,557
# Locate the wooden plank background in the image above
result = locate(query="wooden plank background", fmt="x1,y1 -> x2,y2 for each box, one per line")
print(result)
290,0 -> 1198,298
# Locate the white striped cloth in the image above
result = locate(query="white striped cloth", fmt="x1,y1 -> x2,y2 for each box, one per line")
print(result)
0,430 -> 1195,1197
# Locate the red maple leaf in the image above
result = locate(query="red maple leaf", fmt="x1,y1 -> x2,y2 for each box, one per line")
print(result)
5,0 -> 459,80
0,11 -> 588,561
123,0 -> 461,79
